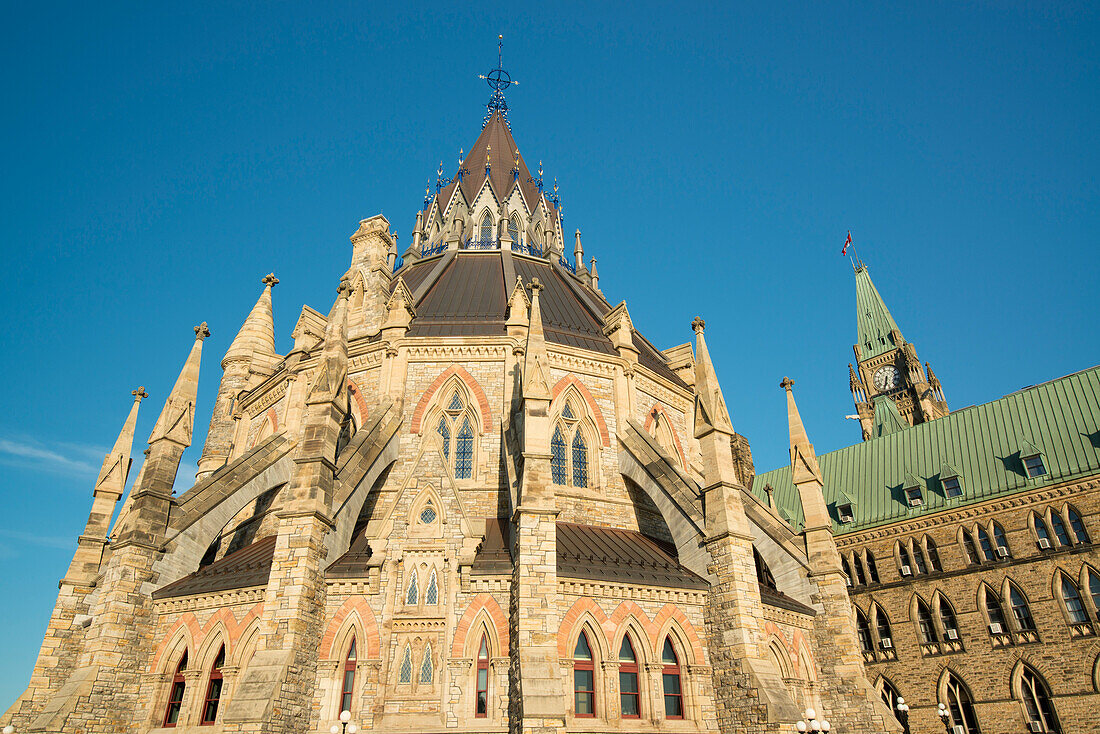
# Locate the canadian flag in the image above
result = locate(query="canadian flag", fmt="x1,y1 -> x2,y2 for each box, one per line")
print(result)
842,230 -> 852,256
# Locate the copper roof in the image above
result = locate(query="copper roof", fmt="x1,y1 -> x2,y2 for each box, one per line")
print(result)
152,535 -> 276,599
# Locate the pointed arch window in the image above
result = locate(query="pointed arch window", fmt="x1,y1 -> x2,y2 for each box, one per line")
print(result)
1018,667 -> 1060,733
910,539 -> 928,574
479,213 -> 494,243
1068,506 -> 1089,544
475,635 -> 490,717
850,553 -> 867,585
874,605 -> 893,646
1088,570 -> 1100,614
340,638 -> 357,714
405,570 -> 418,606
200,645 -> 225,724
945,674 -> 981,734
552,397 -> 591,489
164,651 -> 188,727
425,568 -> 439,606
938,596 -> 960,639
508,215 -> 521,244
1060,574 -> 1088,624
573,632 -> 596,717
865,551 -> 880,583
419,500 -> 437,525
856,609 -> 873,652
992,523 -> 1011,558
879,678 -> 903,722
976,526 -> 996,562
662,637 -> 684,719
1051,512 -> 1071,547
398,644 -> 413,684
916,599 -> 937,644
842,556 -> 855,586
420,643 -> 434,684
619,635 -> 640,718
962,530 -> 980,565
1010,585 -> 1036,631
981,586 -> 1008,633
898,542 -> 914,575
925,536 -> 943,572
1034,512 -> 1052,548
435,388 -> 478,479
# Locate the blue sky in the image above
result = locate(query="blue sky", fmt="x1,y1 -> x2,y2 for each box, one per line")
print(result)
1,1 -> 1097,703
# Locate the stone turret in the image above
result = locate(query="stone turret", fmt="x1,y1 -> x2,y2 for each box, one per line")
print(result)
63,387 -> 146,586
348,214 -> 395,333
198,275 -> 278,479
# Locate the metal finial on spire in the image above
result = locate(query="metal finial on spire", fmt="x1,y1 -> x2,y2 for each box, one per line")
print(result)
478,34 -> 519,128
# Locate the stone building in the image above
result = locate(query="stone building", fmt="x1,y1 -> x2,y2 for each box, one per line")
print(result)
0,77 -> 899,733
754,266 -> 1100,734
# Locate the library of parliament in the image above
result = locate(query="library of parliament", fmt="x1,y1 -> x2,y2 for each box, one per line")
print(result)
3,55 -> 1098,734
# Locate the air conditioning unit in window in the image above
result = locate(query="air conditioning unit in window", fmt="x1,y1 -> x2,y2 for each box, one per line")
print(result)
1028,722 -> 1044,733
997,546 -> 1010,558
880,638 -> 893,649
989,623 -> 1003,634
846,577 -> 853,586
1038,538 -> 1051,550
900,565 -> 913,576
953,726 -> 965,734
946,628 -> 959,640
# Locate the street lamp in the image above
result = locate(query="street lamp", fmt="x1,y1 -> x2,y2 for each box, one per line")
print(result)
895,697 -> 910,734
937,703 -> 954,733
794,708 -> 831,732
329,709 -> 358,734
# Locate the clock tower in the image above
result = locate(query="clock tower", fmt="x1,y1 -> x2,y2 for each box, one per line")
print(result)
848,261 -> 948,440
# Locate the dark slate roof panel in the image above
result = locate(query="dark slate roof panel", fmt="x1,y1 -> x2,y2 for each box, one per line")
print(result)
555,522 -> 708,589
753,366 -> 1100,534
326,526 -> 373,578
152,535 -> 276,599
395,258 -> 437,294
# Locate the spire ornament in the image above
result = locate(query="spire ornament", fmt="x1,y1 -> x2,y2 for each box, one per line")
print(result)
262,273 -> 279,288
478,34 -> 519,128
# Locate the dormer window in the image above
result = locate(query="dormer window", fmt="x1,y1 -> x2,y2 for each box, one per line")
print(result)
942,475 -> 962,498
838,503 -> 855,523
904,486 -> 923,507
1024,454 -> 1047,478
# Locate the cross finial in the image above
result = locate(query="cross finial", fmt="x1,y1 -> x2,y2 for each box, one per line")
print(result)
194,322 -> 211,340
478,34 -> 519,127
262,273 -> 279,287
529,277 -> 543,294
780,376 -> 795,391
132,386 -> 148,401
691,317 -> 705,334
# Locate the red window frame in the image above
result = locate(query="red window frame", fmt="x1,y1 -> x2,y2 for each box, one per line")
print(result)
163,652 -> 188,727
200,646 -> 225,725
340,638 -> 357,715
618,635 -> 640,719
573,631 -> 596,718
662,638 -> 684,720
475,634 -> 490,717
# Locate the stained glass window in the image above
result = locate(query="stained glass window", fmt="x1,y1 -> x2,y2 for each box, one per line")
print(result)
480,214 -> 493,242
405,570 -> 418,605
508,216 -> 520,243
420,644 -> 434,683
551,426 -> 567,485
571,432 -> 588,488
448,391 -> 463,411
399,645 -> 413,683
425,569 -> 439,606
562,402 -> 574,419
438,416 -> 450,461
456,417 -> 473,479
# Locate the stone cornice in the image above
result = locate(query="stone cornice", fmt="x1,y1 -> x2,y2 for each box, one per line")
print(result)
152,586 -> 266,613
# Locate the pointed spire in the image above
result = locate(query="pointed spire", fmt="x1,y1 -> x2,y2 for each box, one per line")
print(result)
574,229 -> 583,260
148,324 -> 208,447
589,257 -> 599,291
522,278 -> 551,400
691,317 -> 733,437
224,275 -> 277,366
854,263 -> 903,359
782,377 -> 823,485
95,387 -> 146,495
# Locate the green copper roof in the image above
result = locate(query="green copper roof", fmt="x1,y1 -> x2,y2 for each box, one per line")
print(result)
871,395 -> 907,437
855,265 -> 901,359
752,365 -> 1100,534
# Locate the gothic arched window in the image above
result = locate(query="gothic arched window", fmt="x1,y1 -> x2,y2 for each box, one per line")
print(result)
874,605 -> 893,645
916,599 -> 937,644
662,637 -> 684,719
1009,585 -> 1036,631
399,644 -> 413,684
425,568 -> 439,606
924,535 -> 943,571
910,539 -> 928,574
1050,512 -> 1072,547
937,595 -> 960,639
573,632 -> 596,717
1088,569 -> 1100,614
879,677 -> 902,722
508,215 -> 520,244
1034,512 -> 1052,548
475,635 -> 490,717
962,530 -> 980,565
340,638 -> 357,714
1060,574 -> 1088,624
945,674 -> 981,733
551,397 -> 591,489
435,387 -> 478,480
163,651 -> 188,727
405,569 -> 418,606
1068,506 -> 1090,544
865,551 -> 880,583
992,522 -> 1011,558
976,526 -> 996,563
201,645 -> 225,724
851,552 -> 867,585
480,213 -> 493,243
618,635 -> 640,718
856,609 -> 873,652
420,643 -> 434,684
1018,667 -> 1060,733
981,585 -> 1008,633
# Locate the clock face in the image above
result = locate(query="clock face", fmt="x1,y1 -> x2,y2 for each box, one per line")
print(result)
873,365 -> 902,391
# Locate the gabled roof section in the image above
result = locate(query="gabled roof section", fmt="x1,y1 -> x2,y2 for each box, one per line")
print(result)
871,395 -> 907,437
434,111 -> 547,217
855,264 -> 902,359
752,365 -> 1100,533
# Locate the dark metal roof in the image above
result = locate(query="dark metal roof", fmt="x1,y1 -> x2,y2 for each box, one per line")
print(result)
407,255 -> 507,338
152,535 -> 276,599
759,584 -> 817,616
471,516 -> 512,575
326,526 -> 373,578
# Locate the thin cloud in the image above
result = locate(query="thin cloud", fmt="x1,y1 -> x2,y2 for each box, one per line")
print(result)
0,528 -> 75,551
0,437 -> 100,478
